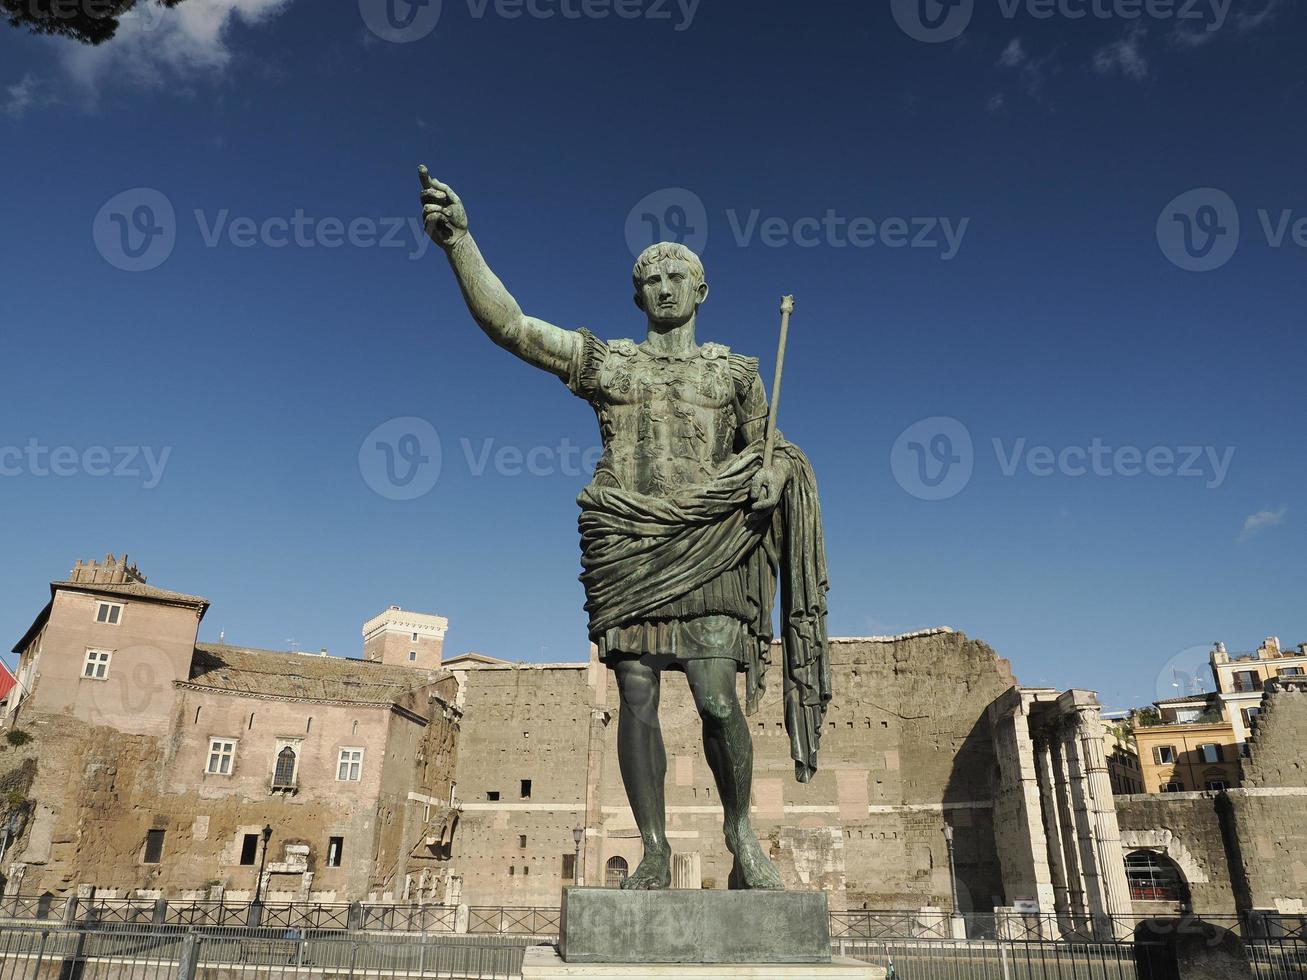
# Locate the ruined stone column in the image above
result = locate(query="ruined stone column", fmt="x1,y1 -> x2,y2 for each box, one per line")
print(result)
1059,706 -> 1112,939
985,689 -> 1055,912
1048,730 -> 1088,926
1033,725 -> 1072,928
1069,700 -> 1134,937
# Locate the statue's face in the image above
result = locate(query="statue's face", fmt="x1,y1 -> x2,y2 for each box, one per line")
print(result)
635,258 -> 707,327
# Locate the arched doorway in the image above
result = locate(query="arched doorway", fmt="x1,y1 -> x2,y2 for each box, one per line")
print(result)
1125,849 -> 1190,911
605,856 -> 629,888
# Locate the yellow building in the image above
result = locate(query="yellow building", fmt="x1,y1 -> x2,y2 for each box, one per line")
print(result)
1133,694 -> 1241,793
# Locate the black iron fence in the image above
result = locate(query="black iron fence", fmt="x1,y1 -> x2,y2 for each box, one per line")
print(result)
2,899 -> 1305,978
0,897 -> 553,937
0,926 -> 527,980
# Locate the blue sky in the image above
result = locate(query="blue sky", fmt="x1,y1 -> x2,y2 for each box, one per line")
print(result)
1,0 -> 1303,710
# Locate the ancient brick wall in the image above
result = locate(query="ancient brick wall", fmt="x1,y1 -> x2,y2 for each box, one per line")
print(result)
1241,681 -> 1307,789
451,630 -> 1019,911
1225,681 -> 1307,912
1114,793 -> 1238,913
601,629 -> 1015,910
7,676 -> 460,903
373,679 -> 461,902
447,662 -> 606,906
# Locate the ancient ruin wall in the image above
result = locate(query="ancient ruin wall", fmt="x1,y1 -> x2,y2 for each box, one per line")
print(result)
592,629 -> 1018,910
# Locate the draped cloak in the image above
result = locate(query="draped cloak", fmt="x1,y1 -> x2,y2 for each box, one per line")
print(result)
576,440 -> 831,782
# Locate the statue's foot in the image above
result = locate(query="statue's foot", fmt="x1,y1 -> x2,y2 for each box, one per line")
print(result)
620,844 -> 672,890
725,830 -> 783,890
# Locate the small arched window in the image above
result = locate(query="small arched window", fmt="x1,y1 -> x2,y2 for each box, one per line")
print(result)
273,746 -> 297,788
605,856 -> 629,888
1125,850 -> 1188,904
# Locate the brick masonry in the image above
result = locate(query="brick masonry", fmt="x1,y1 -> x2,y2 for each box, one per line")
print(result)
448,629 -> 1019,911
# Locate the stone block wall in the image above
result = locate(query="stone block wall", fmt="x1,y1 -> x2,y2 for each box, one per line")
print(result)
1114,792 -> 1238,914
449,630 -> 1020,911
1225,679 -> 1307,912
447,661 -> 606,906
5,676 -> 460,902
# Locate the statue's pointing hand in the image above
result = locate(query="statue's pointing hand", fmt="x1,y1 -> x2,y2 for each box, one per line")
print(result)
748,461 -> 789,513
419,166 -> 468,249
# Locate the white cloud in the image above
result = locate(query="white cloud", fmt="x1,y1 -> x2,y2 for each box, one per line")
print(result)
58,0 -> 293,93
985,91 -> 1005,113
1238,506 -> 1287,542
1093,24 -> 1149,81
1169,21 -> 1221,48
998,37 -> 1026,68
994,36 -> 1059,102
3,74 -> 46,118
1237,0 -> 1283,33
1172,0 -> 1281,48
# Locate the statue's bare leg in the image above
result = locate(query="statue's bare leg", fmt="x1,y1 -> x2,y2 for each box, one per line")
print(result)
613,658 -> 672,889
685,657 -> 783,890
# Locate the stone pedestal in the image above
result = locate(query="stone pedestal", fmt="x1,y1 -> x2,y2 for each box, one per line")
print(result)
558,887 -> 835,965
523,947 -> 885,978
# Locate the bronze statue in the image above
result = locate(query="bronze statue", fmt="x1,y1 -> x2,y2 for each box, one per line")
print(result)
420,168 -> 830,890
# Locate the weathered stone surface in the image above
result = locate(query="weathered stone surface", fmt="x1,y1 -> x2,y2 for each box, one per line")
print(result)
450,629 -> 1018,910
524,946 -> 885,978
558,887 -> 831,964
1114,793 -> 1236,913
4,557 -> 462,901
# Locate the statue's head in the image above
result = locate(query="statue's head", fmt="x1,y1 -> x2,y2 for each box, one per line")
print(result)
632,242 -> 707,328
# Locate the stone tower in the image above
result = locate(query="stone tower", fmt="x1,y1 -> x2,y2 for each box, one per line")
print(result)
362,606 -> 447,669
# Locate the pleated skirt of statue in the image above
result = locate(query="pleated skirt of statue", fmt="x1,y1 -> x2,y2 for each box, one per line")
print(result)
597,561 -> 756,670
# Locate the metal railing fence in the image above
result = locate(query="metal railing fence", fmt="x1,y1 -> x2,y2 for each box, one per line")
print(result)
837,938 -> 1170,980
0,898 -> 554,937
0,925 -> 526,980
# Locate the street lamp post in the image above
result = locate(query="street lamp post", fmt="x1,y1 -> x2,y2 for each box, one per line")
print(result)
571,826 -> 584,887
943,823 -> 965,939
251,824 -> 273,925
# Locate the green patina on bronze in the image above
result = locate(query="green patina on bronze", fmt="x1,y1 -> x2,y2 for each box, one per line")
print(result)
420,167 -> 831,891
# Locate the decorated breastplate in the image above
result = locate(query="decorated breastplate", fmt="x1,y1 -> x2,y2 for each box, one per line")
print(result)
591,341 -> 738,496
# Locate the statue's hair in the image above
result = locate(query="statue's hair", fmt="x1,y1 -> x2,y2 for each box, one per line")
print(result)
631,242 -> 705,289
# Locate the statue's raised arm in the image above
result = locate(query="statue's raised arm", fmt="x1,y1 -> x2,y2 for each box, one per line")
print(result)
419,167 -> 578,379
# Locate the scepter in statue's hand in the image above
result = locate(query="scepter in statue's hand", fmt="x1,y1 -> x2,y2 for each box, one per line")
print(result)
749,294 -> 795,512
